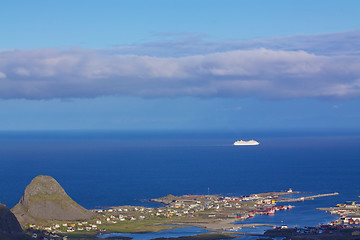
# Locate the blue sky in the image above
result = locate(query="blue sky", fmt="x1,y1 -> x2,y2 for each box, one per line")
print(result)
1,0 -> 360,131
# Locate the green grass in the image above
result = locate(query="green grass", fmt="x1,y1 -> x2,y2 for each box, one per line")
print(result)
101,218 -> 177,233
29,193 -> 73,208
64,232 -> 236,240
62,232 -> 98,239
165,232 -> 236,240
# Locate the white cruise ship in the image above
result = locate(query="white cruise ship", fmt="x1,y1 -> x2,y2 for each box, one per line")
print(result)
233,140 -> 259,146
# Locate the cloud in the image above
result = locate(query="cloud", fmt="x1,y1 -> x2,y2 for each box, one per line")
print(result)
0,72 -> 6,79
106,29 -> 360,57
1,30 -> 360,100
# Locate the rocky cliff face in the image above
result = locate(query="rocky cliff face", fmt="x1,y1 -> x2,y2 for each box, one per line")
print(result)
0,203 -> 24,239
12,175 -> 95,225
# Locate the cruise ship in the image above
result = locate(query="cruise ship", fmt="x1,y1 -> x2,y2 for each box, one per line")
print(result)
233,140 -> 259,146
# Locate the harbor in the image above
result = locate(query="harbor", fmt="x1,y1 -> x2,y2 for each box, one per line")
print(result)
317,199 -> 360,226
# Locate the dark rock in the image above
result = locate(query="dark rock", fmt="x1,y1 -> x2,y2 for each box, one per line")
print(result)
0,203 -> 26,240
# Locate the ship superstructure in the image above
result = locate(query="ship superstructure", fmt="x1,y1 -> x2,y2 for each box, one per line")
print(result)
233,140 -> 259,146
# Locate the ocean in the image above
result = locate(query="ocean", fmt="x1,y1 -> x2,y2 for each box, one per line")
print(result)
1,130 -> 359,235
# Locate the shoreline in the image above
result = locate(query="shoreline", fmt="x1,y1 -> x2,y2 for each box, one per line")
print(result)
23,190 -> 339,239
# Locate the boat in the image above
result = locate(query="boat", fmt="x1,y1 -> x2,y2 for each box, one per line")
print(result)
233,140 -> 259,146
267,209 -> 275,215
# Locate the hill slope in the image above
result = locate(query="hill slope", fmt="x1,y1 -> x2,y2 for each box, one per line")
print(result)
12,175 -> 95,225
0,203 -> 27,240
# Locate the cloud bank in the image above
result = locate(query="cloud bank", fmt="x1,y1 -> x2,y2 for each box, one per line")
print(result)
1,30 -> 360,100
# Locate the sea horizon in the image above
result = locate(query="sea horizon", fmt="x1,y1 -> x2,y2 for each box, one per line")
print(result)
1,129 -> 359,202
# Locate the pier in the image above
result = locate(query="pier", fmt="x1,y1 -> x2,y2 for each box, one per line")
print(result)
277,192 -> 339,202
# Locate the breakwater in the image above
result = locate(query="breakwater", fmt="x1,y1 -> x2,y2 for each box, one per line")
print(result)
277,192 -> 339,202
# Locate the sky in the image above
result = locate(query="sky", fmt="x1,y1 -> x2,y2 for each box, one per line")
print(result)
1,0 -> 360,131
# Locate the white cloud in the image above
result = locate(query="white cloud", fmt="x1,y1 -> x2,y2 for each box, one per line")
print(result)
0,72 -> 6,79
107,29 -> 360,57
1,30 -> 360,100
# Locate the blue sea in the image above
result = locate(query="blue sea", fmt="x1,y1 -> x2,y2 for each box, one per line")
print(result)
1,130 -> 359,238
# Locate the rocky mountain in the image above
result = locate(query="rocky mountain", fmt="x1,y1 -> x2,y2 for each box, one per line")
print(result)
12,175 -> 95,225
0,203 -> 26,240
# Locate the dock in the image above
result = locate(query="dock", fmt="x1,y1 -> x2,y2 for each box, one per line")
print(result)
277,192 -> 339,202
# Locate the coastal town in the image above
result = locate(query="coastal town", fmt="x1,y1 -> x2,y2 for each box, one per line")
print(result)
24,189 -> 348,240
24,189 -> 296,239
2,175 -> 357,240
